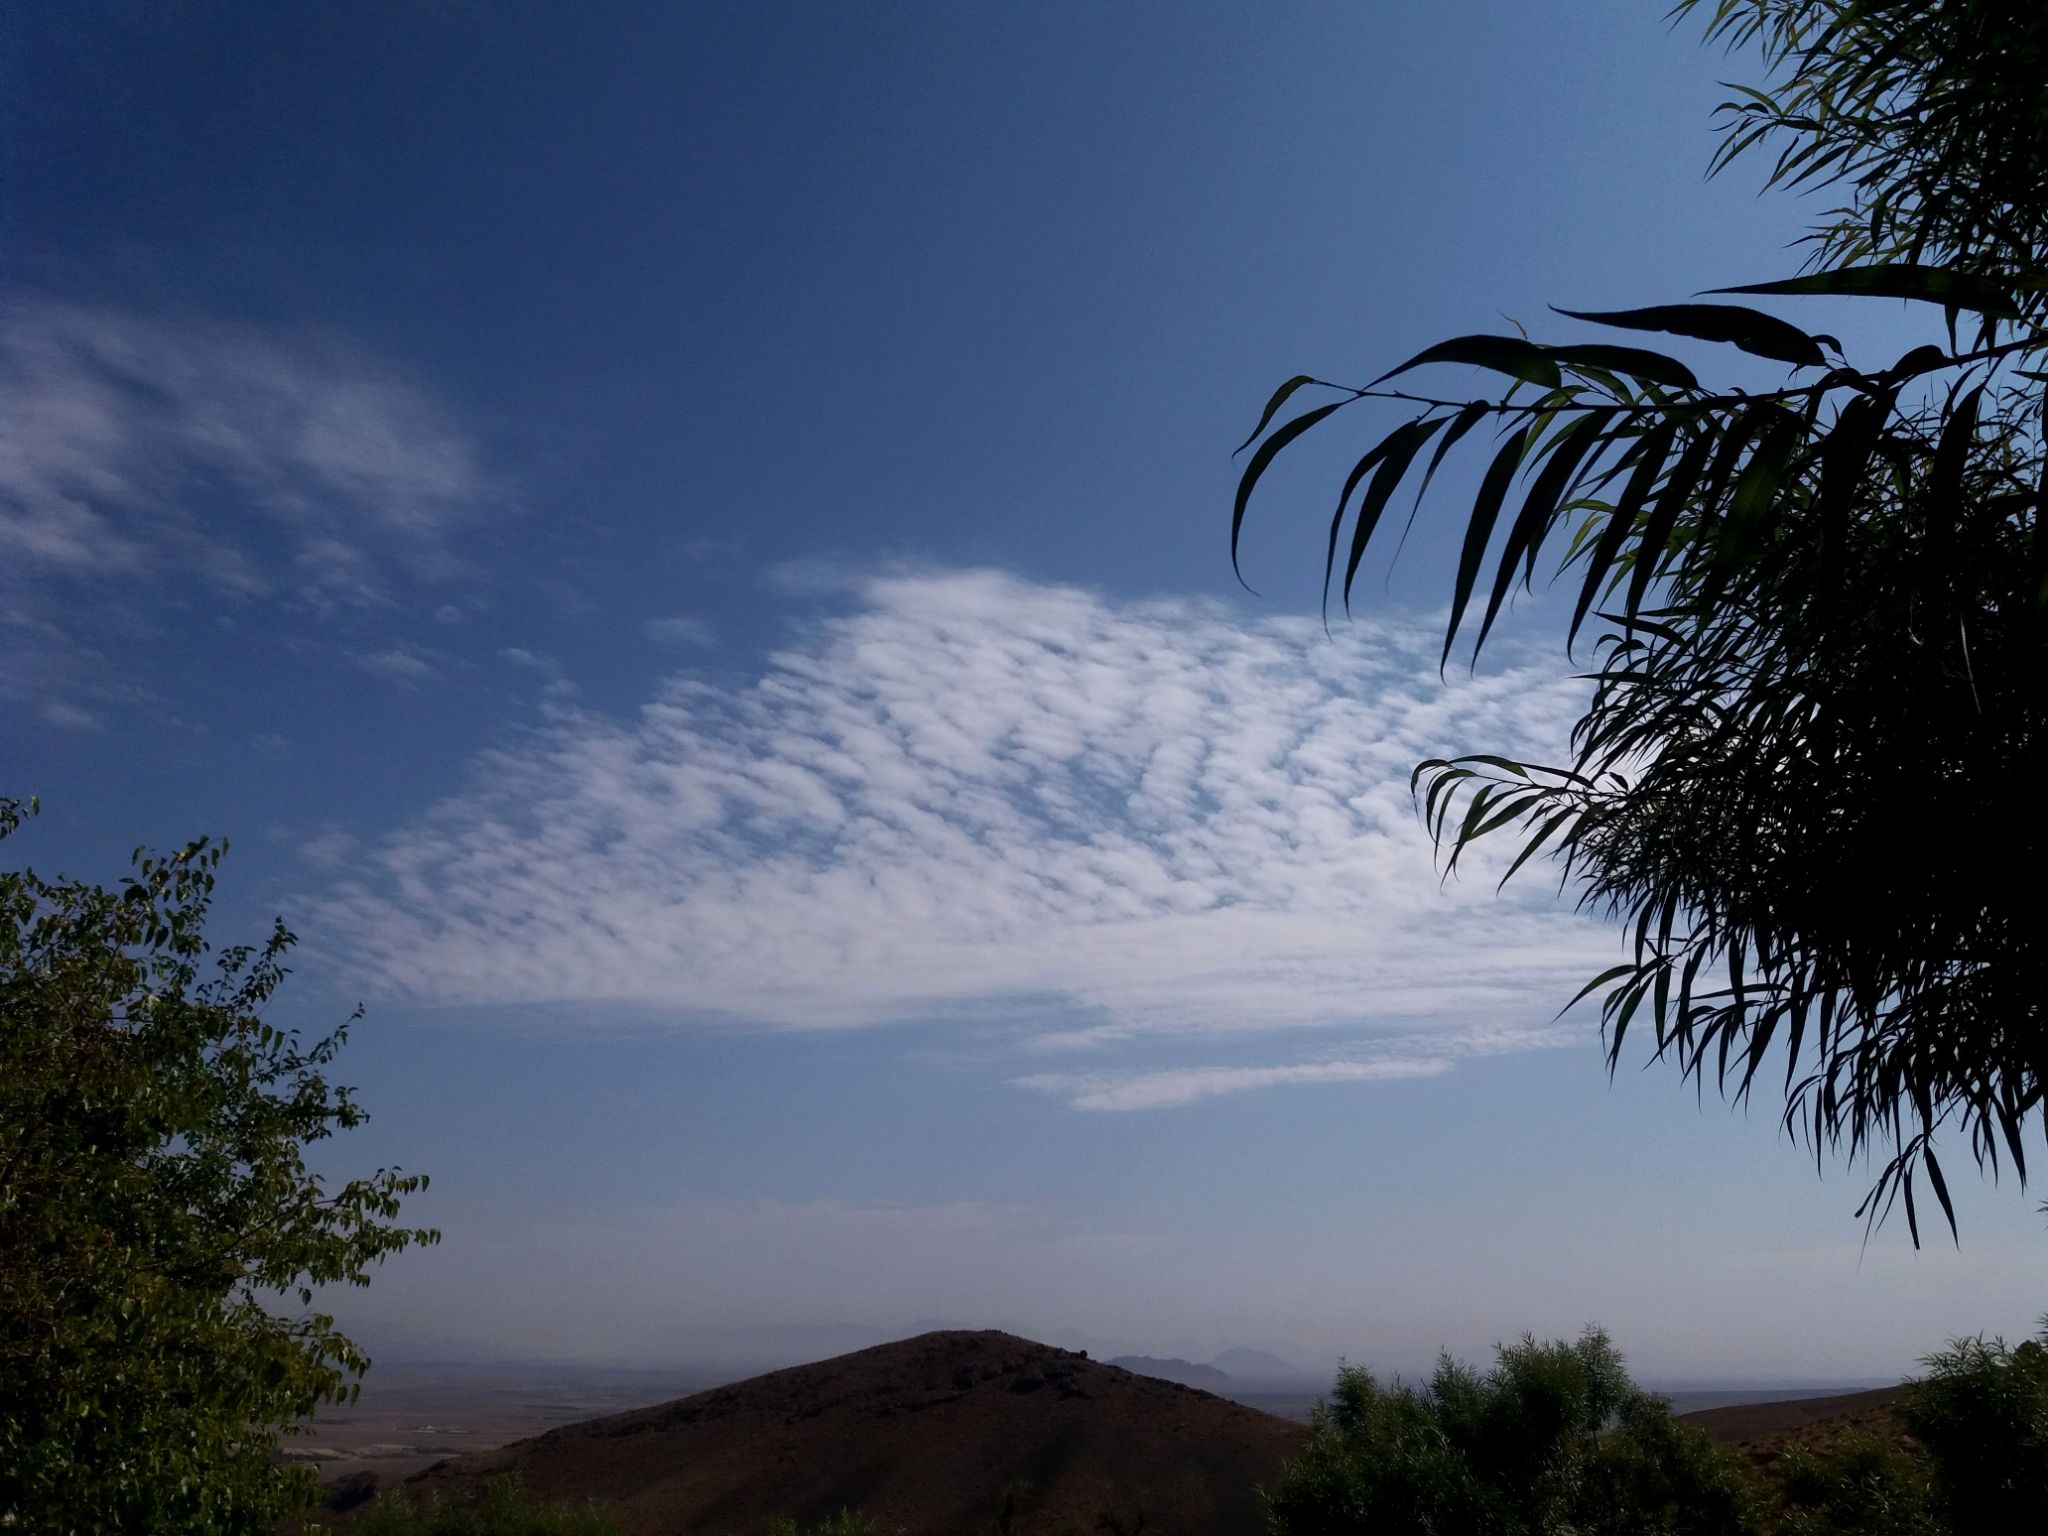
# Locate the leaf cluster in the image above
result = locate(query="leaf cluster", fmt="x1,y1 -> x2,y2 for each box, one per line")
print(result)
1230,1 -> 2048,1241
1772,1432 -> 1941,1536
0,798 -> 438,1534
1897,1324 -> 2048,1529
1680,1 -> 2048,310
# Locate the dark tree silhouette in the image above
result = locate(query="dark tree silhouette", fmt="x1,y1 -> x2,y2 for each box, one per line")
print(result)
1233,1 -> 2047,1241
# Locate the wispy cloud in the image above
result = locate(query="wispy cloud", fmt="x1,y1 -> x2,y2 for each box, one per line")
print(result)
1018,1055 -> 1454,1111
642,614 -> 717,648
39,699 -> 105,733
0,295 -> 491,604
355,644 -> 437,682
318,568 -> 1618,1085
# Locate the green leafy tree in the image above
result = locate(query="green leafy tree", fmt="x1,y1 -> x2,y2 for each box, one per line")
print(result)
0,797 -> 437,1534
1897,1323 -> 2048,1530
1231,0 -> 2048,1240
1263,1328 -> 1762,1535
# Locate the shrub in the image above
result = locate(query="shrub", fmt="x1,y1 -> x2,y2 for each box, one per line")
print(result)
1263,1328 -> 1762,1536
763,1513 -> 882,1536
1898,1325 -> 2048,1531
1773,1430 -> 1940,1536
350,1475 -> 619,1536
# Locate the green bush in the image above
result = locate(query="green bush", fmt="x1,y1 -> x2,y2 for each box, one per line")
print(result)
1773,1431 -> 1940,1536
1898,1326 -> 2048,1531
351,1475 -> 619,1536
763,1513 -> 882,1536
1264,1328 -> 1762,1536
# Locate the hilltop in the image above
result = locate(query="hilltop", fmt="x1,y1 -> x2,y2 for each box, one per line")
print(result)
401,1330 -> 1307,1535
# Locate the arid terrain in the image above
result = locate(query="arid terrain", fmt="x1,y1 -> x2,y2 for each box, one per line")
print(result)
289,1363 -> 723,1487
310,1336 -> 1909,1530
386,1331 -> 1308,1534
1684,1384 -> 1912,1483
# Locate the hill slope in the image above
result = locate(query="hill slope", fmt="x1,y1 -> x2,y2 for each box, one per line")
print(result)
1106,1355 -> 1233,1390
406,1330 -> 1307,1535
1683,1385 -> 1910,1484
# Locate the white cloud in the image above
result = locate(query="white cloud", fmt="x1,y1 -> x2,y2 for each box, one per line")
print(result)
1018,1055 -> 1454,1111
0,295 -> 490,610
642,614 -> 717,647
317,568 -> 1620,1085
355,644 -> 435,682
499,644 -> 578,698
39,699 -> 104,733
299,828 -> 363,870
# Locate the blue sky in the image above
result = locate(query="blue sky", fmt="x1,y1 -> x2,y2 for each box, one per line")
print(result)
4,1 -> 2037,1380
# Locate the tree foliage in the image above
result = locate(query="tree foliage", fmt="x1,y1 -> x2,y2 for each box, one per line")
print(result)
1896,1324 -> 2048,1530
0,797 -> 437,1534
1231,0 -> 2048,1240
1263,1328 -> 1762,1535
1772,1432 -> 1940,1536
355,1476 -> 621,1536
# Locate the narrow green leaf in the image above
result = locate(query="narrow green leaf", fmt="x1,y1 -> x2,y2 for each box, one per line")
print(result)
1456,754 -> 1534,779
1681,405 -> 1773,598
1389,400 -> 1489,572
1232,399 -> 1350,577
1713,263 -> 2024,319
1323,433 -> 1412,616
1927,384 -> 1983,580
1814,393 -> 1887,622
1235,375 -> 1326,456
1572,419 -> 1682,646
1885,343 -> 1957,382
1367,335 -> 1562,391
1623,423 -> 1721,618
1476,411 -> 1610,654
1718,411 -> 1802,564
1443,426 -> 1530,669
1572,963 -> 1638,1017
1923,1148 -> 1958,1246
1342,417 -> 1447,608
1498,807 -> 1575,888
1553,303 -> 1828,368
1549,345 -> 1700,392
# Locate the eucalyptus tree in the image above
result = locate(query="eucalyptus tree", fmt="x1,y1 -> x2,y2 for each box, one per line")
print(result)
1232,1 -> 2046,1240
0,797 -> 437,1533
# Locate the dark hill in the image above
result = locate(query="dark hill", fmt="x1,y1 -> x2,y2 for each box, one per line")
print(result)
1106,1355 -> 1233,1390
404,1330 -> 1307,1535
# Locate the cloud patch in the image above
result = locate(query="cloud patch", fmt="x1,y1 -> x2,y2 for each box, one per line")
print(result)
642,614 -> 717,648
1018,1056 -> 1455,1111
317,568 -> 1619,1086
0,295 -> 490,611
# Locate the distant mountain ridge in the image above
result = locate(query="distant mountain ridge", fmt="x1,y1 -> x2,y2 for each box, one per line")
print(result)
1211,1346 -> 1306,1379
405,1330 -> 1306,1535
1107,1354 -> 1234,1390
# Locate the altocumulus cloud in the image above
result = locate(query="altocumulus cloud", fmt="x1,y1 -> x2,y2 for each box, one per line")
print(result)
317,569 -> 1621,1106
